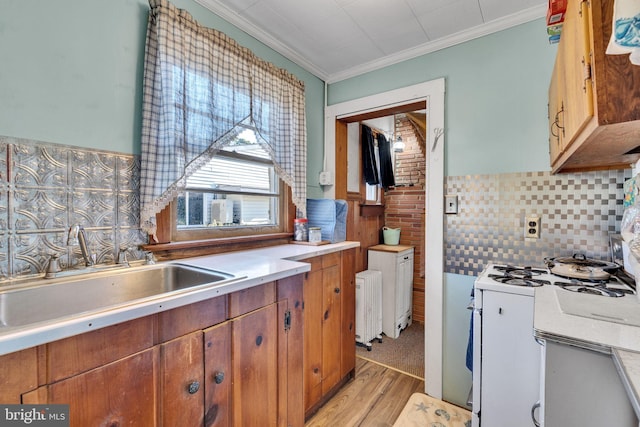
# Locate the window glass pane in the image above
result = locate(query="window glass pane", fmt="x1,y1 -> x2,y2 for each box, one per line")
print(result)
177,193 -> 278,228
177,128 -> 280,230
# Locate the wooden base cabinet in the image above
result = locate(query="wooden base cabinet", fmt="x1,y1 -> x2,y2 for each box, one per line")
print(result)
303,248 -> 356,419
15,274 -> 304,427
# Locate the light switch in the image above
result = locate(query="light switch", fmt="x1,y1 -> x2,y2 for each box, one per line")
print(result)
445,195 -> 458,214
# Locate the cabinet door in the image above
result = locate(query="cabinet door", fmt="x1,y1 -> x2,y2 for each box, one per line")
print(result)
160,331 -> 205,427
232,303 -> 278,426
304,263 -> 323,411
204,322 -> 231,427
559,0 -> 593,147
321,261 -> 342,395
23,348 -> 158,427
396,252 -> 413,326
480,290 -> 540,427
0,347 -> 38,403
543,341 -> 637,426
340,248 -> 356,378
549,55 -> 565,165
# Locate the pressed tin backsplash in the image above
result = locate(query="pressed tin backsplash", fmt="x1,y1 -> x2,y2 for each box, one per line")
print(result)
0,136 -> 146,281
444,169 -> 631,276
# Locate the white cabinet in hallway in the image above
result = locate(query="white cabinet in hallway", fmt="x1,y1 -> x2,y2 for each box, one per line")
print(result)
368,244 -> 414,339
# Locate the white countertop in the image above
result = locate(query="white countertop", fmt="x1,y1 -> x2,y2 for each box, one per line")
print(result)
534,285 -> 640,353
0,241 -> 359,356
534,285 -> 640,417
613,348 -> 640,420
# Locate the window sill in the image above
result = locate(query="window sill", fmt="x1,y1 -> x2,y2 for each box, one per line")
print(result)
141,233 -> 292,261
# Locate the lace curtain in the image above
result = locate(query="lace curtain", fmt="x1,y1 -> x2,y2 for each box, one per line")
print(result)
140,0 -> 307,237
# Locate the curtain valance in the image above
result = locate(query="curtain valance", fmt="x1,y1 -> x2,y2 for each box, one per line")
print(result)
140,0 -> 307,237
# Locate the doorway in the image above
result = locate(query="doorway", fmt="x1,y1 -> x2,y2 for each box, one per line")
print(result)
323,79 -> 445,398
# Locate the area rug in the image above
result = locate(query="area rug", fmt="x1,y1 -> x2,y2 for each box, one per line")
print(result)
356,322 -> 424,379
393,392 -> 471,427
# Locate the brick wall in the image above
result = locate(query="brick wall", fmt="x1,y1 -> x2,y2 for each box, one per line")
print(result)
384,114 -> 426,323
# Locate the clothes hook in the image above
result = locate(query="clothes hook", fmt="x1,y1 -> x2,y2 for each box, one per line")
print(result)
431,127 -> 444,152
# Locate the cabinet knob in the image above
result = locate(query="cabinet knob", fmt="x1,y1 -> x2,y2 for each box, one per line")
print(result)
334,287 -> 340,294
187,380 -> 200,394
214,372 -> 225,384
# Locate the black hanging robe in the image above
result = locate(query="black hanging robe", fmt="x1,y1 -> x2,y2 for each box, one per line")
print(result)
377,133 -> 395,189
362,125 -> 379,185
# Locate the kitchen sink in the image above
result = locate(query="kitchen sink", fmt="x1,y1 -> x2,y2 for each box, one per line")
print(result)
0,263 -> 237,328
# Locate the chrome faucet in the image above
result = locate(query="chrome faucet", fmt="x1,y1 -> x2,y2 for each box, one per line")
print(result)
67,224 -> 94,267
117,247 -> 134,267
44,254 -> 61,278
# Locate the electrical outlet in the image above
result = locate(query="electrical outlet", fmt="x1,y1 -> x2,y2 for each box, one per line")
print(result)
525,215 -> 540,239
319,171 -> 334,186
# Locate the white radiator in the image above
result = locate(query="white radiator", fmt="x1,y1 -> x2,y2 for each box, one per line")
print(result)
355,270 -> 383,350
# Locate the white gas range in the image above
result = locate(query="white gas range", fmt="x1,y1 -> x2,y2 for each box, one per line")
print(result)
471,262 -> 636,427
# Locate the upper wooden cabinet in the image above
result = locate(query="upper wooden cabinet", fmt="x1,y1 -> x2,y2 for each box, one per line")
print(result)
549,0 -> 640,173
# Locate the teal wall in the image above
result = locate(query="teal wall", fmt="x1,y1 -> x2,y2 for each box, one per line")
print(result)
443,273 -> 475,407
328,18 -> 557,177
0,0 -> 325,185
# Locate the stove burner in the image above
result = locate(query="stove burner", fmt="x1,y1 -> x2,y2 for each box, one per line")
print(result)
489,274 -> 550,287
555,282 -> 626,297
493,265 -> 547,279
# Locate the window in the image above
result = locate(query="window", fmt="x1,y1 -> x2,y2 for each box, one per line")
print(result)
176,128 -> 280,230
140,2 -> 307,241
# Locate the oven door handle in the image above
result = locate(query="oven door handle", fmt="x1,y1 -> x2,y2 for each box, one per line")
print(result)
531,400 -> 541,426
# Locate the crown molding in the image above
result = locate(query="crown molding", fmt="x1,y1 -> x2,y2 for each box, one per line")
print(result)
327,4 -> 547,83
195,0 -> 546,84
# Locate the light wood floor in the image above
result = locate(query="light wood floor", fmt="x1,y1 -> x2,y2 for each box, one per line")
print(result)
305,357 -> 425,427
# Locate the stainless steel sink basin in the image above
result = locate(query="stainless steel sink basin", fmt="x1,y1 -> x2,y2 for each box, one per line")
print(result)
0,263 -> 236,328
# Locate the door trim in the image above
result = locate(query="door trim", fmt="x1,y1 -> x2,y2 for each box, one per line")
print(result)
324,79 -> 445,397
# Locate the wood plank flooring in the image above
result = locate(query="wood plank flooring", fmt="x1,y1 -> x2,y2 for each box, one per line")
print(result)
305,357 -> 425,427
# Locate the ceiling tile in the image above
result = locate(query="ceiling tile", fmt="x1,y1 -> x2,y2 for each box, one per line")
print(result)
405,0 -> 457,16
415,0 -> 484,40
343,0 -> 417,30
241,2 -> 302,45
479,0 -> 546,22
221,0 -> 261,13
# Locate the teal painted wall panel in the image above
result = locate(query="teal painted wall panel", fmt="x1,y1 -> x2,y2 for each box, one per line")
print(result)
0,0 -> 325,161
328,19 -> 558,176
443,272 -> 475,408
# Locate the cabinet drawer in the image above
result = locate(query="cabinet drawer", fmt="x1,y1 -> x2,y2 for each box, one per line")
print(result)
322,252 -> 340,269
158,296 -> 227,342
45,315 -> 155,383
228,282 -> 276,318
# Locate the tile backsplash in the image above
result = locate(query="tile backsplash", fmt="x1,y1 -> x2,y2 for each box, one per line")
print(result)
444,169 -> 631,276
0,136 -> 146,281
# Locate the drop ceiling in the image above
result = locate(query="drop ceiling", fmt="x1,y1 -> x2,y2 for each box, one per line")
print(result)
195,0 -> 547,83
